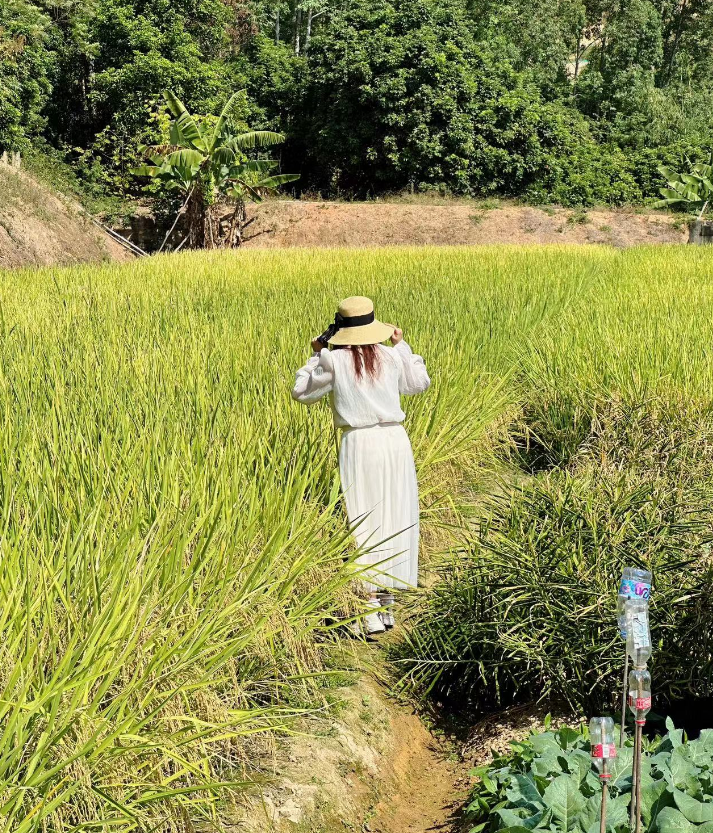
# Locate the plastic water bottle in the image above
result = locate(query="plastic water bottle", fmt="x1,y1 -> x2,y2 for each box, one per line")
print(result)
617,567 -> 652,638
589,717 -> 616,776
627,667 -> 652,725
625,599 -> 652,666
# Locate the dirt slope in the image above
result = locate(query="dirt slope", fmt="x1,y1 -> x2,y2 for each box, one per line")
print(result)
232,676 -> 470,833
245,200 -> 688,249
231,672 -> 575,833
0,164 -> 133,270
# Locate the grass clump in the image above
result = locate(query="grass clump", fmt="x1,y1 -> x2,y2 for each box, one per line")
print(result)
397,246 -> 713,716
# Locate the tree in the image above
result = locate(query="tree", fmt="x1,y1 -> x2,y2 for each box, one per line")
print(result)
0,0 -> 53,152
132,90 -> 298,248
293,0 -> 572,196
654,153 -> 713,220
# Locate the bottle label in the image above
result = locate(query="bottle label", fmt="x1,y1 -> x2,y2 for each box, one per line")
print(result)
630,611 -> 651,649
628,695 -> 652,710
591,743 -> 617,759
619,578 -> 651,600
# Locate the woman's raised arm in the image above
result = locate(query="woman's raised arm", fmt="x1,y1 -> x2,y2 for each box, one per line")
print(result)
393,340 -> 430,396
291,348 -> 335,404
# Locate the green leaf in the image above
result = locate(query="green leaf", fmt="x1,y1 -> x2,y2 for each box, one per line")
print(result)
578,792 -> 628,833
497,827 -> 534,833
667,747 -> 701,794
532,733 -> 561,756
682,732 -> 713,769
543,775 -> 586,831
209,90 -> 247,151
506,773 -> 544,811
604,794 -> 631,830
566,750 -> 594,785
169,109 -> 204,150
229,130 -> 285,149
656,807 -> 696,833
496,808 -> 530,827
163,89 -> 188,118
641,778 -> 674,828
557,727 -> 582,750
130,165 -> 161,178
577,795 -> 600,832
258,173 -> 301,188
533,754 -> 566,778
673,790 -> 713,823
608,745 -> 634,790
166,148 -> 203,169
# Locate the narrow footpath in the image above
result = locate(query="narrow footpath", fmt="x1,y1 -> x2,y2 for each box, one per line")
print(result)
231,672 -> 555,833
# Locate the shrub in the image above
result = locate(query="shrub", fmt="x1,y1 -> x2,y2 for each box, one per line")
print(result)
396,400 -> 713,713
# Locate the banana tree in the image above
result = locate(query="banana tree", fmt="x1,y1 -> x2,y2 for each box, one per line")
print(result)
132,90 -> 297,249
654,153 -> 713,221
223,159 -> 298,246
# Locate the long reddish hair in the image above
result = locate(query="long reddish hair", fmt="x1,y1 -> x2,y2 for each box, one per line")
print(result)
336,344 -> 382,381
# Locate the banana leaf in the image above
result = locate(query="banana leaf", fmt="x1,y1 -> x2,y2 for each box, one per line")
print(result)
209,90 -> 247,152
170,111 -> 205,151
229,130 -> 285,149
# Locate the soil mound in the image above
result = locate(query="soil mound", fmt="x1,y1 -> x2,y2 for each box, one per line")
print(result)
244,200 -> 687,249
0,164 -> 133,270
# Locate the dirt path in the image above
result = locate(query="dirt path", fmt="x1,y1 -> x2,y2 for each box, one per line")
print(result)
230,658 -> 572,833
370,706 -> 468,833
231,676 -> 473,833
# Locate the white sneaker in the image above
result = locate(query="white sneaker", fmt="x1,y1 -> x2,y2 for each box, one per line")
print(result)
345,619 -> 362,638
378,594 -> 396,628
363,600 -> 386,634
380,608 -> 395,628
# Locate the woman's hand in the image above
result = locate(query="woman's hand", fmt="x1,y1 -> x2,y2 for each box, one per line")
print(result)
311,338 -> 323,353
390,328 -> 404,345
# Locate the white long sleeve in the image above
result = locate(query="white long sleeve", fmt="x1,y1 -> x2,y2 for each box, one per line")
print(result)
291,342 -> 429,427
291,348 -> 334,404
393,340 -> 430,395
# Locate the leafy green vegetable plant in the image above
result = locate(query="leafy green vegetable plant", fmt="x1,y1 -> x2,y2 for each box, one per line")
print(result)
468,721 -> 713,833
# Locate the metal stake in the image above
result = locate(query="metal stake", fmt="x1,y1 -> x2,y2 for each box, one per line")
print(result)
634,723 -> 643,833
600,761 -> 609,833
629,726 -> 639,831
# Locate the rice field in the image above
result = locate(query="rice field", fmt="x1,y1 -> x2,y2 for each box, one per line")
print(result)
2,244 -> 713,830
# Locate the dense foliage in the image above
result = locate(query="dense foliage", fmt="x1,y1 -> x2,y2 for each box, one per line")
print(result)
397,248 -> 713,714
467,721 -> 713,833
3,0 -> 713,205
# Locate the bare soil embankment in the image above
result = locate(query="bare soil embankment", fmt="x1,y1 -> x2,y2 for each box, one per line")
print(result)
0,165 -> 132,269
231,672 -> 574,833
244,200 -> 687,249
232,676 -> 469,833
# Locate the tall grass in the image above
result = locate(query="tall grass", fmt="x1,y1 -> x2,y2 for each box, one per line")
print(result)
0,246 -> 596,830
2,244 -> 711,827
396,245 -> 713,715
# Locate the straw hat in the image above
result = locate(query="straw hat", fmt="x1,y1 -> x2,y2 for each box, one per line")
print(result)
327,296 -> 394,346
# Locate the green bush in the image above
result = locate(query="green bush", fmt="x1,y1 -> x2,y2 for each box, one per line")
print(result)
396,400 -> 713,713
295,0 -> 578,197
467,721 -> 713,833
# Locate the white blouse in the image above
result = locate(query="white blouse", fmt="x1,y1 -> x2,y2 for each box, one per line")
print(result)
291,341 -> 430,428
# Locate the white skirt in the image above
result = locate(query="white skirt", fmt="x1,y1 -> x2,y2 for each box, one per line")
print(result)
339,422 -> 419,591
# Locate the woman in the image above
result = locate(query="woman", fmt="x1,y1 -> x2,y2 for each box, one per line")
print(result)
291,296 -> 430,633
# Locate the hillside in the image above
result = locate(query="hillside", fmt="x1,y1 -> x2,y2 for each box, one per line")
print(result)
244,200 -> 688,249
0,164 -> 133,270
